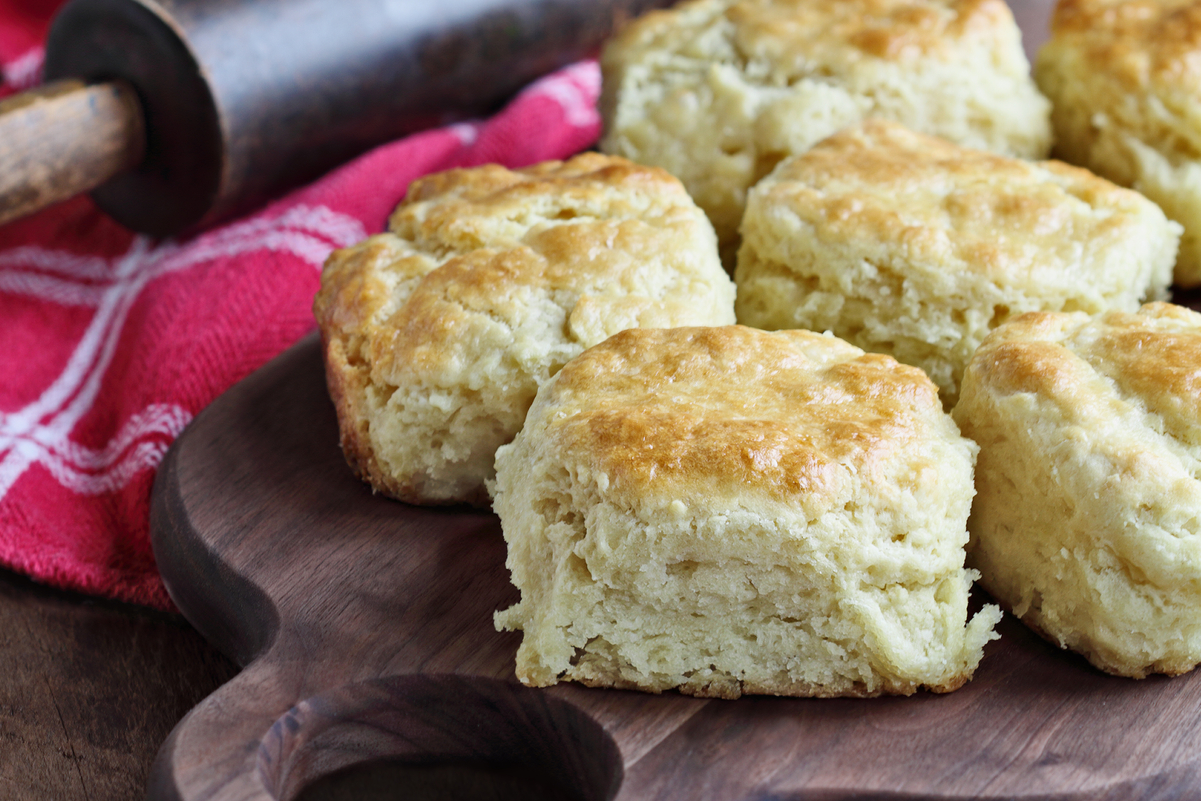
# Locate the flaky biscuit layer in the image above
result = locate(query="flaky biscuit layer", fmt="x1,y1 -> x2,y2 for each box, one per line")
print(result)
735,120 -> 1179,406
495,326 -> 999,698
314,153 -> 735,505
601,0 -> 1050,256
954,303 -> 1201,678
1036,0 -> 1201,285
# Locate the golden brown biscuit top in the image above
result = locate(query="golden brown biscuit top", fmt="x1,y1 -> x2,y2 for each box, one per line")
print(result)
535,326 -> 948,514
751,120 -> 1156,283
314,153 -> 729,384
729,0 -> 1009,67
1047,0 -> 1201,92
964,302 -> 1201,445
392,153 -> 695,245
610,0 -> 1018,81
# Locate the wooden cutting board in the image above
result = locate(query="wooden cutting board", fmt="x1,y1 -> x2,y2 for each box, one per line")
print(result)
147,330 -> 1201,801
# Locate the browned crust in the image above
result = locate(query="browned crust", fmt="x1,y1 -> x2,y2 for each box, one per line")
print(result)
319,333 -> 392,496
318,332 -> 491,508
541,325 -> 942,513
562,664 -> 973,700
312,152 -> 729,508
1047,0 -> 1201,92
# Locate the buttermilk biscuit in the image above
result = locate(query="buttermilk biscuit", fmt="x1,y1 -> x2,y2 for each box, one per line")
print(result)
953,303 -> 1201,678
494,326 -> 1000,698
735,120 -> 1180,407
600,0 -> 1051,257
313,153 -> 735,507
1036,0 -> 1201,286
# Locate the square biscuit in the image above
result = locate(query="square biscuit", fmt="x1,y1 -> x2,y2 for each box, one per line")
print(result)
734,120 -> 1180,406
954,303 -> 1201,678
313,153 -> 735,506
600,0 -> 1051,258
494,325 -> 1000,698
1036,0 -> 1201,286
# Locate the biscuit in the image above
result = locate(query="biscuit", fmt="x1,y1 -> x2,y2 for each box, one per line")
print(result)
1036,0 -> 1201,286
494,325 -> 1000,698
953,303 -> 1201,678
600,0 -> 1051,259
735,120 -> 1179,407
313,153 -> 736,506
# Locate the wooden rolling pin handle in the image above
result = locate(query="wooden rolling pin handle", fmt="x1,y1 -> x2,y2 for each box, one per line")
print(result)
0,79 -> 145,226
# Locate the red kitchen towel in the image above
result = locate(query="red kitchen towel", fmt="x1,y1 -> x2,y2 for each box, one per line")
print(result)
0,4 -> 605,609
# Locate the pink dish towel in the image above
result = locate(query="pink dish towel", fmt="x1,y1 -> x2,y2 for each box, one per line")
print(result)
0,0 -> 604,609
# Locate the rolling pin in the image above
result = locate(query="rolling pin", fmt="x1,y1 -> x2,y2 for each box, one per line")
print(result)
0,0 -> 673,236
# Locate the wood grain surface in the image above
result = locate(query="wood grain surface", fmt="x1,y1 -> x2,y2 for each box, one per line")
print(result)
148,331 -> 1201,801
0,567 -> 236,800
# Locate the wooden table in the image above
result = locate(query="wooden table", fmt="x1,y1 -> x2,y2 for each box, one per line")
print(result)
0,567 -> 237,799
0,1 -> 1056,798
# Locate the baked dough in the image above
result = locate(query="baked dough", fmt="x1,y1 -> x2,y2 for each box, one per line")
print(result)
313,153 -> 735,506
1036,0 -> 1201,286
953,303 -> 1201,678
600,0 -> 1051,258
494,325 -> 1000,698
735,120 -> 1179,406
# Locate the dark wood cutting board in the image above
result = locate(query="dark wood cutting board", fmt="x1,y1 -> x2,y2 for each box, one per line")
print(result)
147,329 -> 1201,801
